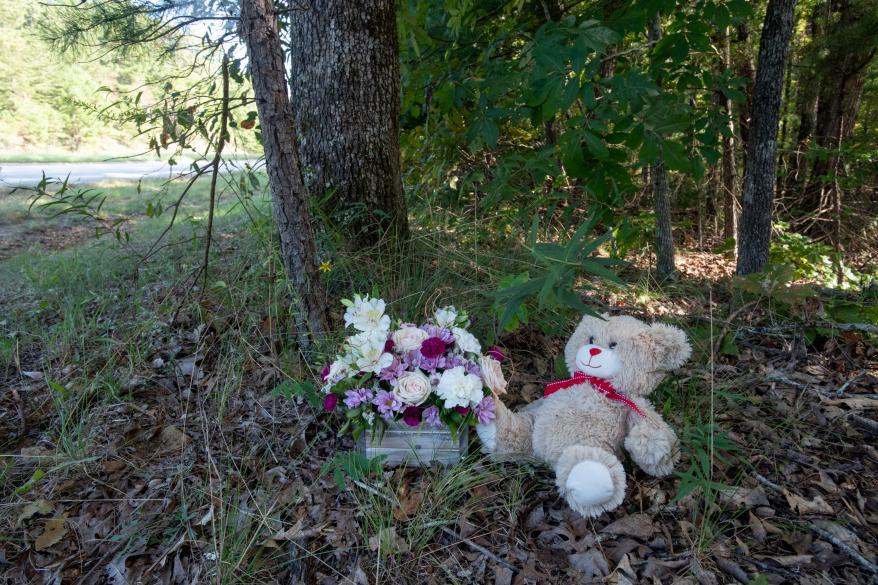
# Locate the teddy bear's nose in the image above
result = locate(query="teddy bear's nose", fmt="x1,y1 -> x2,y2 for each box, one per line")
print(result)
589,347 -> 601,356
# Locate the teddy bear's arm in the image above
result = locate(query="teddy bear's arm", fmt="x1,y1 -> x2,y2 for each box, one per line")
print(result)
623,399 -> 680,477
479,397 -> 535,456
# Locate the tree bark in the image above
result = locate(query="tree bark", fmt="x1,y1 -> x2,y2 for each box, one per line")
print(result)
648,13 -> 675,281
240,0 -> 328,347
734,22 -> 756,176
736,0 -> 798,275
288,0 -> 409,246
720,28 -> 738,244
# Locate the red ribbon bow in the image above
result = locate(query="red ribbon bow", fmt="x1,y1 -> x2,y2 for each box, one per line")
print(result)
544,371 -> 645,417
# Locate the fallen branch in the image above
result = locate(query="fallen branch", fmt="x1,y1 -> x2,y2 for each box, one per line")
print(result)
818,322 -> 878,335
751,471 -> 878,579
809,525 -> 878,578
836,370 -> 866,397
850,414 -> 878,434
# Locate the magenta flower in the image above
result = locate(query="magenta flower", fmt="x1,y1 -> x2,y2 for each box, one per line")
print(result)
421,324 -> 454,343
455,406 -> 469,416
474,395 -> 496,424
402,405 -> 423,427
344,387 -> 373,409
321,365 -> 330,382
384,338 -> 395,353
423,406 -> 442,427
373,389 -> 402,419
421,337 -> 446,359
323,394 -> 339,411
486,346 -> 506,362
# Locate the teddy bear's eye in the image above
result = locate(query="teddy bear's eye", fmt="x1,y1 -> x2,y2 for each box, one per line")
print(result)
609,342 -> 617,349
588,336 -> 595,344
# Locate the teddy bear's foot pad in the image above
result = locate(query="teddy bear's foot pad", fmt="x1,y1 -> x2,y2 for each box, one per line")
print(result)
475,423 -> 497,452
566,460 -> 615,508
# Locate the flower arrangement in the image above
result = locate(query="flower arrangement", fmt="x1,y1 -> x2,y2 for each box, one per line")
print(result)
321,295 -> 508,440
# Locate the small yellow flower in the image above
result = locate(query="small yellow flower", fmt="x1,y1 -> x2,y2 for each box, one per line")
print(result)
319,261 -> 332,273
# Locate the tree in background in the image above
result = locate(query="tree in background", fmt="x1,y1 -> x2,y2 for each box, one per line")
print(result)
289,0 -> 409,245
240,0 -> 328,347
647,12 -> 676,281
737,0 -> 798,275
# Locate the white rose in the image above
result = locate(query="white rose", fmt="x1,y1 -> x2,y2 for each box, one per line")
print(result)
392,327 -> 429,352
479,355 -> 507,395
393,370 -> 432,405
434,306 -> 458,328
452,327 -> 481,354
436,366 -> 483,409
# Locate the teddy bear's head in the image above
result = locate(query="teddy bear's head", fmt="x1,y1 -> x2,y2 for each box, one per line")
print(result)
564,314 -> 691,397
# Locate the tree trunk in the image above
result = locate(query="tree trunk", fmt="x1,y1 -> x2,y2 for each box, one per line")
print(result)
720,28 -> 738,244
648,12 -> 675,281
734,22 -> 756,176
288,0 -> 409,246
240,0 -> 328,347
736,0 -> 798,275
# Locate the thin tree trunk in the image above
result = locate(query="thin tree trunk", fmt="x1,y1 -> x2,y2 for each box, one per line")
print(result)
735,22 -> 756,176
240,0 -> 328,347
648,12 -> 675,281
720,28 -> 738,244
289,0 -> 409,246
736,0 -> 798,275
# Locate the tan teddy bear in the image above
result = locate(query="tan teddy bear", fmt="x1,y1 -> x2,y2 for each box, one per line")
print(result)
476,314 -> 691,518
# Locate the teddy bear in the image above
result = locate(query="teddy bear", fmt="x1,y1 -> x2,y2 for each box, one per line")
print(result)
476,314 -> 691,518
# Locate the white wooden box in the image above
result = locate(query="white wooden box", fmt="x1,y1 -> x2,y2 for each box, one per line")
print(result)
356,421 -> 468,467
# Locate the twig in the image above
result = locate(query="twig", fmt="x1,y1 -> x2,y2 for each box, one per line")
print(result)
820,322 -> 878,335
810,525 -> 878,578
439,526 -> 519,574
200,54 -> 231,292
752,472 -> 878,580
836,370 -> 866,397
712,301 -> 758,356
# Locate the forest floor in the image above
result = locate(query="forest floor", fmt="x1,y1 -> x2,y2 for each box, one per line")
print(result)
1,178 -> 877,585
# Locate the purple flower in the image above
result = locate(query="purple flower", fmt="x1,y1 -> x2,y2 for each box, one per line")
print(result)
379,357 -> 406,383
486,346 -> 506,362
455,406 -> 469,416
323,394 -> 339,411
402,405 -> 422,427
421,324 -> 454,343
373,389 -> 402,419
463,360 -> 481,377
445,354 -> 465,369
421,337 -> 446,359
474,395 -> 496,424
344,387 -> 374,409
321,365 -> 330,382
423,406 -> 442,427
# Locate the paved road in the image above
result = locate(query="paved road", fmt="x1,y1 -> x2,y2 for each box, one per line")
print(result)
0,159 -> 259,187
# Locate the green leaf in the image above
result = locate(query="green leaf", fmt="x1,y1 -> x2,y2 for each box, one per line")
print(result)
583,131 -> 609,159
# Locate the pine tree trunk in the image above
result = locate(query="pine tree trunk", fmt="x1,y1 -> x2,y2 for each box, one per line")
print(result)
288,0 -> 409,246
240,0 -> 328,347
721,28 -> 738,244
648,13 -> 675,281
736,0 -> 798,275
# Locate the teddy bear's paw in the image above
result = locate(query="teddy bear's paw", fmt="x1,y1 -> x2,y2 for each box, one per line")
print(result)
475,422 -> 497,453
566,461 -> 616,511
625,426 -> 677,477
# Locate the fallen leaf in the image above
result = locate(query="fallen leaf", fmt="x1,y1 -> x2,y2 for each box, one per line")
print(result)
784,490 -> 834,515
260,519 -> 304,548
569,549 -> 609,581
158,426 -> 190,451
35,517 -> 67,550
601,513 -> 657,540
756,554 -> 813,567
719,486 -> 770,509
17,499 -> 54,525
21,371 -> 44,380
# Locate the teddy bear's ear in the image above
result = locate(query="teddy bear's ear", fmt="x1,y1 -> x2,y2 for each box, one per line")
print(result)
641,323 -> 692,370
